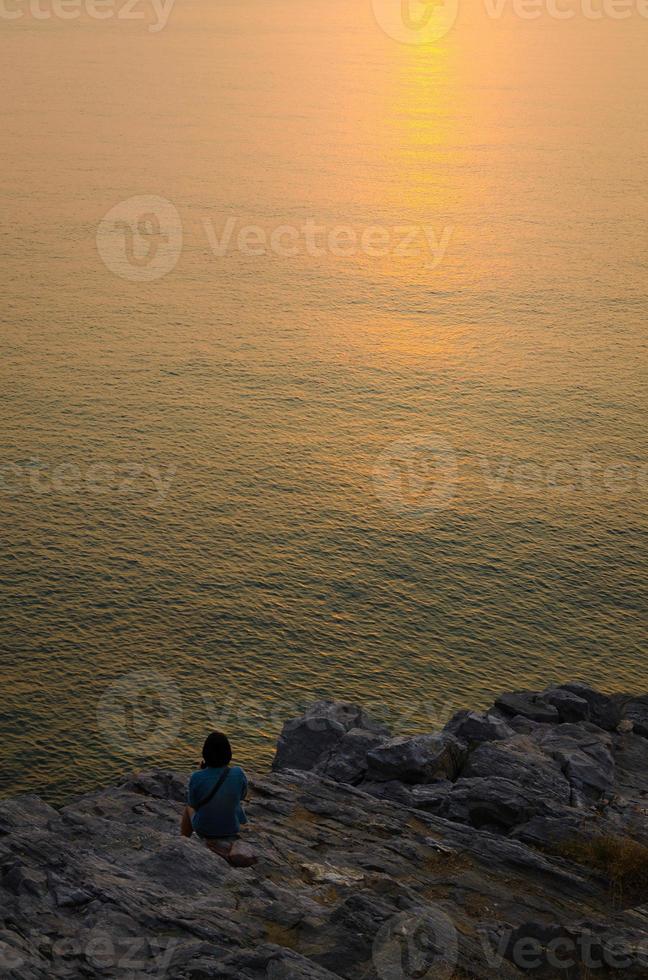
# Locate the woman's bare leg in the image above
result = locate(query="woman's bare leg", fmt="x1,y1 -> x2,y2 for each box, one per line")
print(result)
180,806 -> 194,838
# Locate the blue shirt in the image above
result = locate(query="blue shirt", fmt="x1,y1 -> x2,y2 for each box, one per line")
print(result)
187,765 -> 248,838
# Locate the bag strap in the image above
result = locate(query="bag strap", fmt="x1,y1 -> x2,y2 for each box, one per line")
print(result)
193,767 -> 230,812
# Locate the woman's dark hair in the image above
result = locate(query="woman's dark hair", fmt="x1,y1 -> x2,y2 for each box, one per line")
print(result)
202,731 -> 232,768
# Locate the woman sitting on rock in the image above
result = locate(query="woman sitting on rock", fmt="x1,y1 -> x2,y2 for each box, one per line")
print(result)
181,731 -> 256,867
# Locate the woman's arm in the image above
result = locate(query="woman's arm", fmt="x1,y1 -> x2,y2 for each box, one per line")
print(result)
181,772 -> 198,837
180,805 -> 194,837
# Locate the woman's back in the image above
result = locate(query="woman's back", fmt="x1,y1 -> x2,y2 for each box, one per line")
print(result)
188,764 -> 248,839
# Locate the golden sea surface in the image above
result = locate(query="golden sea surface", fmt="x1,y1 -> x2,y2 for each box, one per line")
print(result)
1,0 -> 646,801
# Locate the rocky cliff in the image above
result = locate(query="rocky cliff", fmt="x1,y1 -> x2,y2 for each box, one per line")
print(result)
1,684 -> 647,978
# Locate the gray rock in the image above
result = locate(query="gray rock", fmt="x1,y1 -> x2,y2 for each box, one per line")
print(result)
533,725 -> 615,802
461,736 -> 572,808
53,884 -> 92,908
272,716 -> 348,773
120,770 -> 187,802
542,687 -> 590,723
301,700 -> 391,737
558,683 -> 618,730
443,710 -> 514,746
444,777 -> 558,830
315,728 -> 384,785
0,795 -> 60,833
272,701 -> 390,774
365,733 -> 466,784
494,691 -> 560,724
2,686 -> 647,980
504,714 -> 545,735
611,730 -> 648,802
356,780 -> 415,806
513,811 -> 593,849
619,695 -> 648,738
409,781 -> 454,814
2,862 -> 46,899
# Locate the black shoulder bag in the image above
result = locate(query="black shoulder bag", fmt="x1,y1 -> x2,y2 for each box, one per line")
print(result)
194,768 -> 230,811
